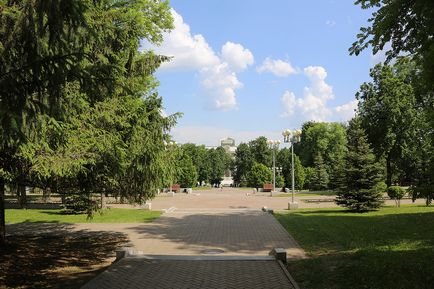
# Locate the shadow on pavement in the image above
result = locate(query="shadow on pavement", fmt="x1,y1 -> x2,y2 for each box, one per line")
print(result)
1,223 -> 128,289
126,211 -> 300,255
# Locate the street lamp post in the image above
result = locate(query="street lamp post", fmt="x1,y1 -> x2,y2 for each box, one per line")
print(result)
282,129 -> 302,210
267,139 -> 281,192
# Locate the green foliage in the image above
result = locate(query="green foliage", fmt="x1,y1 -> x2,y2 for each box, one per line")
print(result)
336,118 -> 384,212
351,2 -> 434,203
176,154 -> 198,188
6,208 -> 161,223
387,186 -> 406,207
233,143 -> 253,186
207,147 -> 231,185
374,181 -> 387,194
0,0 -> 176,226
311,154 -> 329,191
248,136 -> 272,167
277,148 -> 305,190
276,206 -> 434,289
247,162 -> 272,189
350,0 -> 434,90
275,174 -> 284,188
61,194 -> 98,215
181,144 -> 210,185
297,122 -> 347,189
303,167 -> 316,190
409,185 -> 433,206
357,59 -> 418,186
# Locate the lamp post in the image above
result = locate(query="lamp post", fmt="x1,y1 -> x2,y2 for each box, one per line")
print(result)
267,139 -> 281,192
282,129 -> 301,210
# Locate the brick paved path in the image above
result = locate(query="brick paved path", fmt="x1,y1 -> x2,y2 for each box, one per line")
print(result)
82,259 -> 295,289
78,209 -> 304,288
70,210 -> 305,258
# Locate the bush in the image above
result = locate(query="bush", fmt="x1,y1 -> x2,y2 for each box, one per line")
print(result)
247,162 -> 272,189
61,194 -> 97,215
374,181 -> 388,194
387,186 -> 406,207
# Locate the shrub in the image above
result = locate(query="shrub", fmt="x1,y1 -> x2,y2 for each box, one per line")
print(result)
374,181 -> 388,194
387,186 -> 406,207
247,162 -> 272,189
61,194 -> 97,215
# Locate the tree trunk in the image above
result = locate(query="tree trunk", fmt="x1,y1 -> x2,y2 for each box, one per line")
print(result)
386,155 -> 392,187
18,185 -> 26,208
100,192 -> 106,209
43,187 -> 51,203
0,178 -> 5,245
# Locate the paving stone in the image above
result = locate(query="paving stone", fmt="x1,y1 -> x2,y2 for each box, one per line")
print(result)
82,259 -> 295,289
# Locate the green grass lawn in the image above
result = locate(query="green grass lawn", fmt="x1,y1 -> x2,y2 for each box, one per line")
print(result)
275,191 -> 337,197
6,208 -> 161,223
275,205 -> 434,289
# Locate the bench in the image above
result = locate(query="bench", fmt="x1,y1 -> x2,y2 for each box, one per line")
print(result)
170,184 -> 180,193
263,183 -> 273,192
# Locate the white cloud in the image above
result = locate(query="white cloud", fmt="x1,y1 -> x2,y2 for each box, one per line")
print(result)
281,66 -> 334,121
149,10 -> 219,70
280,91 -> 297,117
334,100 -> 358,121
281,66 -> 358,123
326,20 -> 336,27
171,125 -> 283,146
200,63 -> 243,110
257,57 -> 297,77
144,9 -> 254,111
221,41 -> 254,71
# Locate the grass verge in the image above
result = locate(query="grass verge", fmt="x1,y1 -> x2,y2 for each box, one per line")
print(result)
6,208 -> 161,223
275,191 -> 337,197
275,205 -> 434,289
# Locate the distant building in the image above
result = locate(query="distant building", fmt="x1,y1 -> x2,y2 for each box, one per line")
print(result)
220,137 -> 236,186
220,137 -> 237,156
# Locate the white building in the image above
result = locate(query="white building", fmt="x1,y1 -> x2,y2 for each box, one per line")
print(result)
220,137 -> 236,186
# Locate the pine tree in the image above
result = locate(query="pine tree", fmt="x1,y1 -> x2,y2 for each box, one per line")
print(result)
311,153 -> 329,191
336,117 -> 384,211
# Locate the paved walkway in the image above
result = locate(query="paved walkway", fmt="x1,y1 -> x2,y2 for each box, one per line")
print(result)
111,188 -> 424,211
71,210 -> 305,258
82,259 -> 295,289
73,208 -> 304,288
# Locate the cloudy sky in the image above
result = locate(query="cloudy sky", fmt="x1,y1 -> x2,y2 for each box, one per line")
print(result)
144,0 -> 379,146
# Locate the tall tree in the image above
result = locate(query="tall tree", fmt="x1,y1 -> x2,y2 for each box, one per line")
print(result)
336,117 -> 384,212
357,58 -> 418,186
350,0 -> 434,89
208,147 -> 231,186
298,122 -> 347,188
247,162 -> 272,189
310,154 -> 329,191
181,143 -> 210,185
233,143 -> 253,186
0,0 -> 174,243
176,153 -> 198,188
277,148 -> 305,190
248,136 -> 272,167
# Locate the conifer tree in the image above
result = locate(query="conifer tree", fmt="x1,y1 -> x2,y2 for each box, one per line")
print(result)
336,117 -> 384,211
311,153 -> 329,191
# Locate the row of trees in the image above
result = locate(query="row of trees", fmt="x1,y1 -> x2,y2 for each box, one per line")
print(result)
0,0 -> 175,243
229,59 -> 433,208
164,144 -> 232,188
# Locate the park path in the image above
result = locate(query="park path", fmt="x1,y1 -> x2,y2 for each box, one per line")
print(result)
80,208 -> 305,288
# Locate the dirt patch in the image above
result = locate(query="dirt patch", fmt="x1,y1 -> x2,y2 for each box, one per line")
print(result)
0,230 -> 128,288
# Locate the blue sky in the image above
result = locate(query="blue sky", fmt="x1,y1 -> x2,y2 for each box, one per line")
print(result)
146,0 -> 380,146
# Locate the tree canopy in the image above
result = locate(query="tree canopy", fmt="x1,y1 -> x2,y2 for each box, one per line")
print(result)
0,0 -> 175,243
